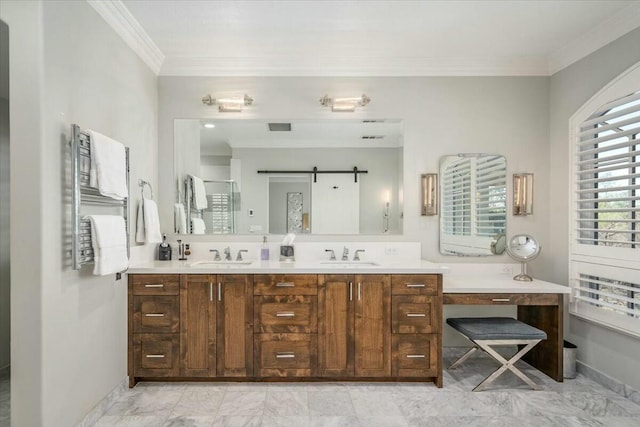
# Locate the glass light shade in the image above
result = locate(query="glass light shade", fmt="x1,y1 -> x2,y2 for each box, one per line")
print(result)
513,173 -> 534,215
421,173 -> 438,216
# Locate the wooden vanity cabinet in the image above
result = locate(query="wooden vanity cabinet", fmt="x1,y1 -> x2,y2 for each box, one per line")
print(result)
318,274 -> 391,377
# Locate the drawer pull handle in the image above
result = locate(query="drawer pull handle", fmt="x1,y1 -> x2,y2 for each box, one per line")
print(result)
145,354 -> 165,358
407,354 -> 425,358
275,282 -> 295,287
349,282 -> 353,301
218,282 -> 222,301
276,312 -> 295,317
492,298 -> 511,302
406,284 -> 425,288
276,352 -> 295,359
406,313 -> 426,317
144,313 -> 165,317
144,284 -> 164,288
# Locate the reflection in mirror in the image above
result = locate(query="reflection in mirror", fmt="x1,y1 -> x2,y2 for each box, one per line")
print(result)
439,154 -> 507,256
174,119 -> 404,235
506,234 -> 541,281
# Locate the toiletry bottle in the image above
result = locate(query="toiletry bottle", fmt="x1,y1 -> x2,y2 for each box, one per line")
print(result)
158,233 -> 172,261
260,236 -> 270,261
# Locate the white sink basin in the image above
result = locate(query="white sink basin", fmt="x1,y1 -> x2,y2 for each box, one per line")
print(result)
189,260 -> 254,267
319,261 -> 380,267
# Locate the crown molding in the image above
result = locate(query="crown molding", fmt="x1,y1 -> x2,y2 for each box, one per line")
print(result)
548,2 -> 640,75
160,56 -> 550,77
87,0 -> 165,75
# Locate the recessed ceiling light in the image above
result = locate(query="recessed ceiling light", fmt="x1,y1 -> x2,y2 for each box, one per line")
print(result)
204,123 -> 215,129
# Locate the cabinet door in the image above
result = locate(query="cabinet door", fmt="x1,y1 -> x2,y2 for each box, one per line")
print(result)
180,275 -> 216,377
318,274 -> 354,377
354,275 -> 391,377
217,275 -> 254,377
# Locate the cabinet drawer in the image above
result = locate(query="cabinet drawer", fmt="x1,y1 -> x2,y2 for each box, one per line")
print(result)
254,296 -> 317,333
443,293 -> 561,306
392,334 -> 438,377
254,334 -> 317,377
392,295 -> 440,334
133,333 -> 180,377
254,275 -> 317,295
133,296 -> 179,333
131,275 -> 180,296
391,275 -> 439,296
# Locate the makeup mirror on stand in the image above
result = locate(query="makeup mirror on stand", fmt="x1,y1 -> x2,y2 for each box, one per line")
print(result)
506,234 -> 541,281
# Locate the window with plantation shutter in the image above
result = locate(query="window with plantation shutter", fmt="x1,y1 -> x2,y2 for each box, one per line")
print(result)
570,62 -> 640,337
475,156 -> 507,237
441,157 -> 471,237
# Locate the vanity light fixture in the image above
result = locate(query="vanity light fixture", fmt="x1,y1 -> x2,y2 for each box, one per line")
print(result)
421,173 -> 438,216
513,173 -> 534,216
319,94 -> 370,112
202,94 -> 253,112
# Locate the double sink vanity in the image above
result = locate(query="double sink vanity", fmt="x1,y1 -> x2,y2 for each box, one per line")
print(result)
127,251 -> 569,389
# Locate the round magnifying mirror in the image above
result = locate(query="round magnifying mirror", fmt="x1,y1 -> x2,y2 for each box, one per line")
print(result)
490,233 -> 507,255
506,234 -> 541,281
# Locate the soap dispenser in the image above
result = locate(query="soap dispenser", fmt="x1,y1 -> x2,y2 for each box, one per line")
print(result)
260,236 -> 270,261
158,233 -> 172,261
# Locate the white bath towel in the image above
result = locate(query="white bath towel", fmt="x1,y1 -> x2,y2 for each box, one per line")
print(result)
136,198 -> 162,244
191,175 -> 208,210
84,215 -> 129,275
174,203 -> 187,234
191,218 -> 206,234
87,130 -> 128,200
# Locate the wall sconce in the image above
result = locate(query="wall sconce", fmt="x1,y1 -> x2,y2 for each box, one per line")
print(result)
383,190 -> 391,233
202,94 -> 253,112
319,94 -> 370,112
513,173 -> 534,215
421,173 -> 438,216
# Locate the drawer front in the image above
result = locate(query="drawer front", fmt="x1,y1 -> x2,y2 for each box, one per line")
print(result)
391,275 -> 439,296
443,293 -> 561,306
255,296 -> 317,333
392,334 -> 438,377
133,333 -> 180,377
392,296 -> 439,334
133,296 -> 179,333
131,274 -> 180,296
255,333 -> 317,377
254,275 -> 317,295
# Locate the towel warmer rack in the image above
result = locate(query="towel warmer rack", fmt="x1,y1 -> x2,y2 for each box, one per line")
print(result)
70,124 -> 130,270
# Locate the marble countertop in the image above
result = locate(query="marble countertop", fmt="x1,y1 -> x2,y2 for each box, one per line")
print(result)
127,259 -> 449,274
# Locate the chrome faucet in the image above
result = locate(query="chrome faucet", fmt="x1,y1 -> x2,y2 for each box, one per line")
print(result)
223,246 -> 232,261
236,249 -> 248,261
209,249 -> 221,261
325,249 -> 336,261
341,246 -> 349,261
353,249 -> 365,261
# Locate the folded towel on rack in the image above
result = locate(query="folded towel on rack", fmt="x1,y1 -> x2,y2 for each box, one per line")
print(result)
191,218 -> 206,234
136,198 -> 162,244
88,130 -> 128,200
84,215 -> 129,275
174,203 -> 187,234
191,175 -> 208,210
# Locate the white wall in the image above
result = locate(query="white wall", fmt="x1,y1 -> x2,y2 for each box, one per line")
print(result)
2,1 -> 158,425
158,76 -> 550,267
548,27 -> 640,391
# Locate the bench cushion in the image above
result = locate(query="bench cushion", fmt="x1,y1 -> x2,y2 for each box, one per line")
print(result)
446,317 -> 547,341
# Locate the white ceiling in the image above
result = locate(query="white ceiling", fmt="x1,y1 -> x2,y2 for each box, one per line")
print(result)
109,0 -> 640,76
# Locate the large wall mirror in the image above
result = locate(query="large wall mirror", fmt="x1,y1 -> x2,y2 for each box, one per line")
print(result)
439,154 -> 507,256
174,119 -> 404,235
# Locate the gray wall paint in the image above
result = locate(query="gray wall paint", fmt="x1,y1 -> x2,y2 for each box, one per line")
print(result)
2,1 -> 158,425
0,19 -> 10,370
548,27 -> 640,391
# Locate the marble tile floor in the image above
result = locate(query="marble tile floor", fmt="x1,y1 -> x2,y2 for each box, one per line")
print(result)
89,349 -> 640,427
0,368 -> 9,427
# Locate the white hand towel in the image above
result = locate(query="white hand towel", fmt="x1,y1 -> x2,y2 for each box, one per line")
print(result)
174,203 -> 187,234
84,215 -> 129,275
136,198 -> 162,243
191,218 -> 206,234
191,175 -> 208,210
87,130 -> 128,200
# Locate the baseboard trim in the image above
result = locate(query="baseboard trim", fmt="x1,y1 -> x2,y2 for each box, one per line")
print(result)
75,377 -> 128,427
577,360 -> 640,405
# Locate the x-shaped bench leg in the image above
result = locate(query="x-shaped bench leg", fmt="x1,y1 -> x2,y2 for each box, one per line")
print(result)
473,340 -> 542,392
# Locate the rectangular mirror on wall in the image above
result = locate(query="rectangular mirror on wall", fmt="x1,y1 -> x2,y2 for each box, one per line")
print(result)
174,119 -> 404,235
439,154 -> 507,256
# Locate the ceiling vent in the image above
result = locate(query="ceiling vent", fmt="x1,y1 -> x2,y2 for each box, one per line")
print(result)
361,135 -> 385,140
268,123 -> 292,131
